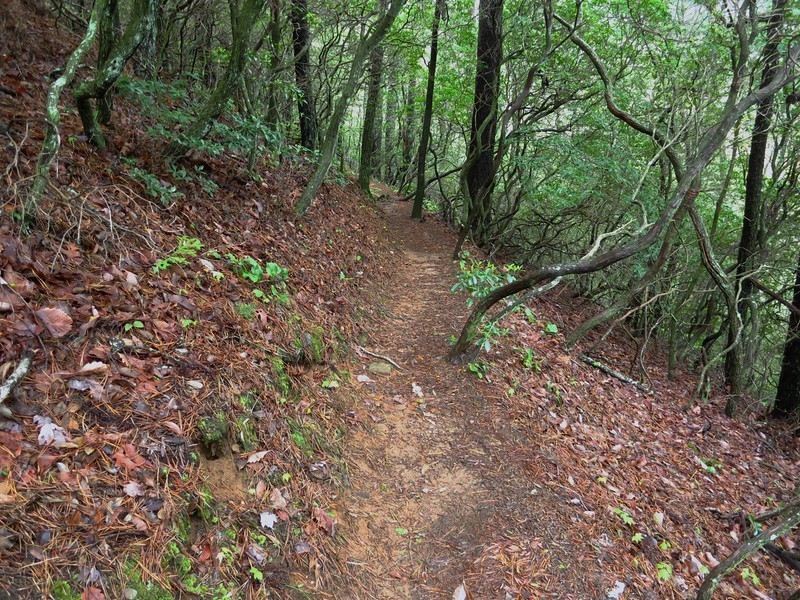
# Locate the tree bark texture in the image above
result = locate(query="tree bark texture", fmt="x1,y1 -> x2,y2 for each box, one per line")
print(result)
75,0 -> 157,148
724,0 -> 787,395
29,0 -> 107,210
295,0 -> 405,214
411,0 -> 444,219
465,0 -> 503,243
358,0 -> 387,194
164,0 -> 268,159
290,0 -> 317,150
774,254 -> 800,418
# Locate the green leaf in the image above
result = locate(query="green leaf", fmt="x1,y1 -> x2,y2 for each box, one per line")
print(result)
656,562 -> 672,582
545,323 -> 559,335
631,532 -> 644,543
395,527 -> 408,536
249,566 -> 264,582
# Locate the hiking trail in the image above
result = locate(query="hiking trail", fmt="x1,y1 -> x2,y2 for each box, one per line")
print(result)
329,198 -> 594,599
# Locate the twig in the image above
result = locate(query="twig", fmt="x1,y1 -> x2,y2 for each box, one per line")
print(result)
578,354 -> 653,394
0,352 -> 33,413
357,346 -> 404,370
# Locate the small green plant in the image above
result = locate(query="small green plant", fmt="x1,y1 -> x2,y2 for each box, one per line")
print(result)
124,320 -> 144,332
544,323 -> 559,335
740,566 -> 760,586
235,302 -> 257,319
181,318 -> 198,328
614,508 -> 635,526
198,412 -> 228,457
631,532 -> 644,543
153,236 -> 204,273
226,254 -> 288,284
700,457 -> 722,474
546,381 -> 563,405
519,347 -> 540,370
656,562 -> 672,582
467,360 -> 489,379
122,156 -> 184,206
452,251 -> 521,307
249,566 -> 264,582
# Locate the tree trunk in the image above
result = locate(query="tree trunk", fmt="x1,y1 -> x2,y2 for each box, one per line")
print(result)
96,0 -> 119,125
29,0 -> 107,211
358,0 -> 387,194
164,0 -> 268,159
398,77 -> 417,191
295,0 -> 405,215
724,0 -> 786,395
464,0 -> 503,244
411,0 -> 444,219
75,0 -> 156,148
290,0 -> 317,150
447,37 -> 800,360
774,254 -> 800,418
383,69 -> 398,182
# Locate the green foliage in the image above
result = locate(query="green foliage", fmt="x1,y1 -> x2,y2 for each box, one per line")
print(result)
631,532 -> 644,544
124,320 -> 144,332
122,156 -> 184,206
656,562 -> 673,582
51,581 -> 81,600
235,302 -> 257,319
451,251 -> 521,308
153,237 -> 203,273
544,323 -> 559,335
467,360 -> 489,379
519,347 -> 539,370
614,507 -> 635,526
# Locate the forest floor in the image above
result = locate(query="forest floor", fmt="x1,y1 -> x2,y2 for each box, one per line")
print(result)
328,194 -> 800,600
331,196 -> 597,599
3,3 -> 800,598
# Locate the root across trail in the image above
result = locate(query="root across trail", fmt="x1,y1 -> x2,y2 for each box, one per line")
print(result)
331,199 -> 595,599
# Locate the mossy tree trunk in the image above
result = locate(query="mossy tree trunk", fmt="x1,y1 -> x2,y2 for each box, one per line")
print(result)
75,0 -> 157,148
294,0 -> 405,215
164,0 -> 268,159
29,0 -> 107,212
724,0 -> 787,399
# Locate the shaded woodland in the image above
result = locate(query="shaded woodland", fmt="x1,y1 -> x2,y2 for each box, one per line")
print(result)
2,0 -> 800,598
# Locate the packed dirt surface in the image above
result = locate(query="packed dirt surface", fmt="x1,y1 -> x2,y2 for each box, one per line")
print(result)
332,199 -> 595,599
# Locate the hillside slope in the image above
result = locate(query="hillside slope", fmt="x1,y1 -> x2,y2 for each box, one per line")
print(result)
2,3 -> 800,600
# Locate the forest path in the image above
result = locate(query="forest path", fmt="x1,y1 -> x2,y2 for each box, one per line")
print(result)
329,198 -> 593,599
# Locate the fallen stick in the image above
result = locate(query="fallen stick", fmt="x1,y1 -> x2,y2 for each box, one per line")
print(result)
0,352 -> 32,412
578,354 -> 653,394
357,346 -> 404,371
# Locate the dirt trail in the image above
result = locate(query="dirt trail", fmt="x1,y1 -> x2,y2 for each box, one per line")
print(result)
332,199 -> 594,599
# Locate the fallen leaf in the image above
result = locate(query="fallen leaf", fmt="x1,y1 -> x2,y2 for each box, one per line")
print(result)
81,586 -> 104,600
36,307 -> 73,338
123,481 -> 145,497
260,511 -> 277,529
453,584 -> 467,600
270,488 -> 287,510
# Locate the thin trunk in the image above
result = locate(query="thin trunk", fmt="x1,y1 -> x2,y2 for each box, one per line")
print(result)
75,0 -> 157,148
774,254 -> 800,418
164,0 -> 267,159
295,0 -> 405,214
411,0 -> 443,219
725,0 -> 787,393
399,77 -> 417,190
358,0 -> 387,194
290,0 -> 317,150
29,0 -> 107,211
